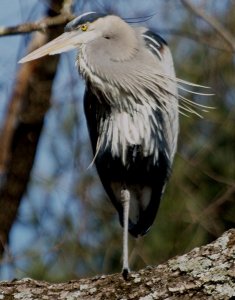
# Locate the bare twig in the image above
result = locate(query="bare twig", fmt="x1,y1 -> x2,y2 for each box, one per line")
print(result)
181,0 -> 235,52
0,14 -> 74,36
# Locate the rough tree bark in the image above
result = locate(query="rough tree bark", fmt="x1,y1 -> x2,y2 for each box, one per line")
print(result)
0,229 -> 234,299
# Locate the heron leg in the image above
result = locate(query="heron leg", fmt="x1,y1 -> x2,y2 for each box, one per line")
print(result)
121,188 -> 130,280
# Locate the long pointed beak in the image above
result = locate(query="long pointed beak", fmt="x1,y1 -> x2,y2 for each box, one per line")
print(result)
19,31 -> 80,63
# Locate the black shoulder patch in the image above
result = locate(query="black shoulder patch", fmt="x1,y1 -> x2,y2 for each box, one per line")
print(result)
144,30 -> 167,46
65,12 -> 108,32
142,30 -> 167,61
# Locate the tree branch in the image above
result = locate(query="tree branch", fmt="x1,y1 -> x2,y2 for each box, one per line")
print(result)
0,229 -> 235,299
0,14 -> 74,36
181,0 -> 235,52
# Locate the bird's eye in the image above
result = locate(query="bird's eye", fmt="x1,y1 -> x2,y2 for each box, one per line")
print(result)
81,24 -> 88,31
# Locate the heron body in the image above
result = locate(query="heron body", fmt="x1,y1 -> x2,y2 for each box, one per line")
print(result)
77,14 -> 179,237
19,12 -> 179,279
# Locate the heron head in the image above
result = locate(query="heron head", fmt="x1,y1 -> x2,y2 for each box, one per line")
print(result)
19,12 -> 119,63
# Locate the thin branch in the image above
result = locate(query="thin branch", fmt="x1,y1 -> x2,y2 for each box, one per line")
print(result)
158,28 -> 233,52
200,184 -> 235,220
0,14 -> 74,36
181,0 -> 235,52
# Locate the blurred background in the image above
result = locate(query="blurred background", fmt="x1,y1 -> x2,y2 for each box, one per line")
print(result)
0,0 -> 234,281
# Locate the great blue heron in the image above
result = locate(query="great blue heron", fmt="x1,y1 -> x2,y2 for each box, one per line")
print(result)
20,12 -> 206,279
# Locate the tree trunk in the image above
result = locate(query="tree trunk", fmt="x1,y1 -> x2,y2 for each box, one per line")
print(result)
0,229 -> 234,299
0,0 -> 66,257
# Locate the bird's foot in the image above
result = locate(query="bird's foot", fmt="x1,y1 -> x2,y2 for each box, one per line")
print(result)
122,267 -> 130,281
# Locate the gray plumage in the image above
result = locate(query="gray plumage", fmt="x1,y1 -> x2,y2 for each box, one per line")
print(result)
78,16 -> 178,165
19,12 -> 182,279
